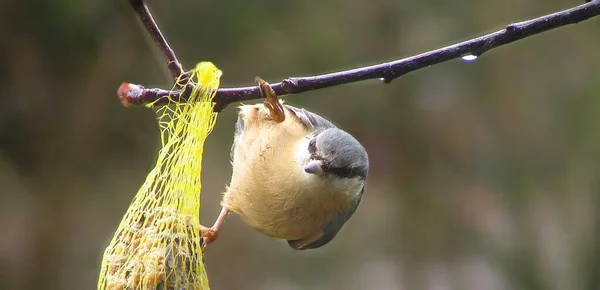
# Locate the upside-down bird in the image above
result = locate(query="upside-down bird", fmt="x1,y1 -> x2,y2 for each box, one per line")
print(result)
201,102 -> 369,250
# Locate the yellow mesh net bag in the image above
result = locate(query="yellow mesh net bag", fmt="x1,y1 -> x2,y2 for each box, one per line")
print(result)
98,62 -> 221,290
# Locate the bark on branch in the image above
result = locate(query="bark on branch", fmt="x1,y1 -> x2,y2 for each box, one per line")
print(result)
119,0 -> 600,112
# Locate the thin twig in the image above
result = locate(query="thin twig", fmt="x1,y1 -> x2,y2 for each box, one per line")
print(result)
129,0 -> 185,79
119,1 -> 600,112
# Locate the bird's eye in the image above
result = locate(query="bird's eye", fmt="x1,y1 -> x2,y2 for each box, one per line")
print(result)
308,139 -> 317,154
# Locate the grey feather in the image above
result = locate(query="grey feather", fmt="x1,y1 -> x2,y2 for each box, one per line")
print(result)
286,105 -> 369,179
285,105 -> 337,133
315,128 -> 369,180
287,186 -> 365,250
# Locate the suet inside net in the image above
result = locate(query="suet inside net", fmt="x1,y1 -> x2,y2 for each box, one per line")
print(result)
98,62 -> 221,290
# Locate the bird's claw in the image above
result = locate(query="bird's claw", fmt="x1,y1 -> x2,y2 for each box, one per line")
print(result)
256,76 -> 285,123
200,225 -> 218,250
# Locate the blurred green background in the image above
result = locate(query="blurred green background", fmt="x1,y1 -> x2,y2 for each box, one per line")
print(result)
1,0 -> 599,289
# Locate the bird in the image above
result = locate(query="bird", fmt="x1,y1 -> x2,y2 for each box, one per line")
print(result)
200,101 -> 369,250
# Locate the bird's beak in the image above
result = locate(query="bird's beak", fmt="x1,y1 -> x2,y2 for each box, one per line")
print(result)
304,160 -> 325,175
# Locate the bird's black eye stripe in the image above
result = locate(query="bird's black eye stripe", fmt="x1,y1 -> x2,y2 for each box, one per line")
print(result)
308,138 -> 317,154
322,165 -> 367,180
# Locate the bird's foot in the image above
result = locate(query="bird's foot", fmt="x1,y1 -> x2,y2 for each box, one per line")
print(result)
199,207 -> 230,251
200,225 -> 219,249
255,76 -> 285,123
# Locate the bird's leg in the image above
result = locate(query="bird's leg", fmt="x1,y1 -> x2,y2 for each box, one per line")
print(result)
200,207 -> 229,249
255,76 -> 285,123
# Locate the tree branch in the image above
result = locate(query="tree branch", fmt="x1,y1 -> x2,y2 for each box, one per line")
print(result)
129,0 -> 185,79
119,1 -> 600,112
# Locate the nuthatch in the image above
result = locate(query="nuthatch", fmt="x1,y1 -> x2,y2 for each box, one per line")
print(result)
201,90 -> 368,250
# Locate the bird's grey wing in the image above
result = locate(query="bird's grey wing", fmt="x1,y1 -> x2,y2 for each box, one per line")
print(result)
285,105 -> 337,133
287,186 -> 364,250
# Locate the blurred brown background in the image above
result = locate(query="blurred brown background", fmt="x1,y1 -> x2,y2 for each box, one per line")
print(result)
1,0 -> 599,289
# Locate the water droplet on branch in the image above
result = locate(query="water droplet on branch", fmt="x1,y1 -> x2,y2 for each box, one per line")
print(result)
461,55 -> 478,62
